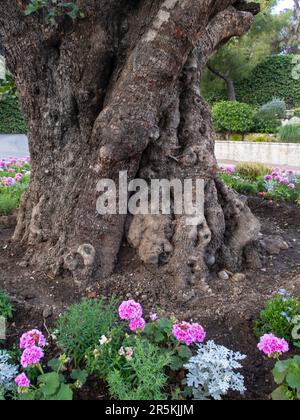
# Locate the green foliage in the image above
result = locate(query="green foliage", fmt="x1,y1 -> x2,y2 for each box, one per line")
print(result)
253,110 -> 281,134
278,124 -> 300,143
202,8 -> 293,102
254,296 -> 300,344
236,162 -> 271,180
0,74 -> 17,98
244,133 -> 274,142
0,290 -> 13,320
0,177 -> 30,216
85,326 -> 126,379
294,107 -> 300,118
219,173 -> 260,195
56,297 -> 118,366
260,98 -> 287,119
18,356 -> 87,400
0,96 -> 27,134
212,101 -> 255,133
107,336 -> 172,401
236,55 -> 300,107
228,133 -> 243,141
20,372 -> 73,401
25,0 -> 84,25
251,98 -> 286,134
272,356 -> 300,400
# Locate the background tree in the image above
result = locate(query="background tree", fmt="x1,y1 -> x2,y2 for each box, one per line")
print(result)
202,0 -> 293,101
0,0 -> 261,295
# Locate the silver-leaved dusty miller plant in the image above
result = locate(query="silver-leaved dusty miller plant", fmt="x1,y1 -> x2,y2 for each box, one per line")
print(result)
0,350 -> 18,392
184,340 -> 247,400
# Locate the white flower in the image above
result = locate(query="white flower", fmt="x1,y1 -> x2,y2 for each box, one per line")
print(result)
99,335 -> 111,346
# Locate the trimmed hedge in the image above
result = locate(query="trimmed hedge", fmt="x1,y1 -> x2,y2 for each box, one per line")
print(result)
236,55 -> 300,107
0,95 -> 27,134
212,101 -> 255,133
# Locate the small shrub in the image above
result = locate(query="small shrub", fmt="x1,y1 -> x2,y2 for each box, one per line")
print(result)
0,290 -> 13,320
107,336 -> 172,400
244,133 -> 275,143
228,133 -> 243,141
294,107 -> 300,118
219,173 -> 259,195
212,101 -> 255,133
236,162 -> 271,180
260,98 -> 287,119
253,110 -> 280,134
278,124 -> 300,143
55,298 -> 118,366
272,356 -> 300,400
254,294 -> 300,344
0,192 -> 20,216
184,341 -> 246,400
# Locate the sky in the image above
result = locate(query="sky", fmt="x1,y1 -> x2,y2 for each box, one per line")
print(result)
273,0 -> 295,12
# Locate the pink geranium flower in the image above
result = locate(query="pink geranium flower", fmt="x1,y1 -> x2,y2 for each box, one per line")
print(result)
15,373 -> 30,389
20,329 -> 46,349
118,300 -> 143,321
173,322 -> 206,346
258,334 -> 289,358
129,318 -> 146,332
21,346 -> 44,368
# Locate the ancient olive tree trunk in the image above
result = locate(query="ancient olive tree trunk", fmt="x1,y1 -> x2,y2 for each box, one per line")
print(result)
0,0 -> 261,291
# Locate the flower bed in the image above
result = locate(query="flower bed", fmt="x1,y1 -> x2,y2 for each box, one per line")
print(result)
0,157 -> 30,215
219,165 -> 300,203
1,291 -> 299,401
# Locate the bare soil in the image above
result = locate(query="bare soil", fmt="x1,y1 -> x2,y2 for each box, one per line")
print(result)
1,197 -> 300,400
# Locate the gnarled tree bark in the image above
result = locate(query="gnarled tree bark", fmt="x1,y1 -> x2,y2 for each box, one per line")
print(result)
0,0 -> 261,293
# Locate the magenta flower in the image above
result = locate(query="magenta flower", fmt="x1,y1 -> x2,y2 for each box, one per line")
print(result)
21,346 -> 44,368
288,183 -> 295,190
15,373 -> 30,389
20,329 -> 46,349
281,178 -> 290,185
118,300 -> 143,321
274,176 -> 282,183
190,323 -> 206,343
129,317 -> 146,332
264,175 -> 273,181
173,322 -> 206,346
14,173 -> 23,181
257,334 -> 289,358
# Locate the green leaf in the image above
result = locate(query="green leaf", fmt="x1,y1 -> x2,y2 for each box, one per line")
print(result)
272,385 -> 291,401
55,384 -> 73,401
39,372 -> 60,396
71,369 -> 88,386
48,358 -> 62,372
158,318 -> 172,332
177,346 -> 193,360
169,356 -> 184,371
272,361 -> 289,385
286,371 -> 300,391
